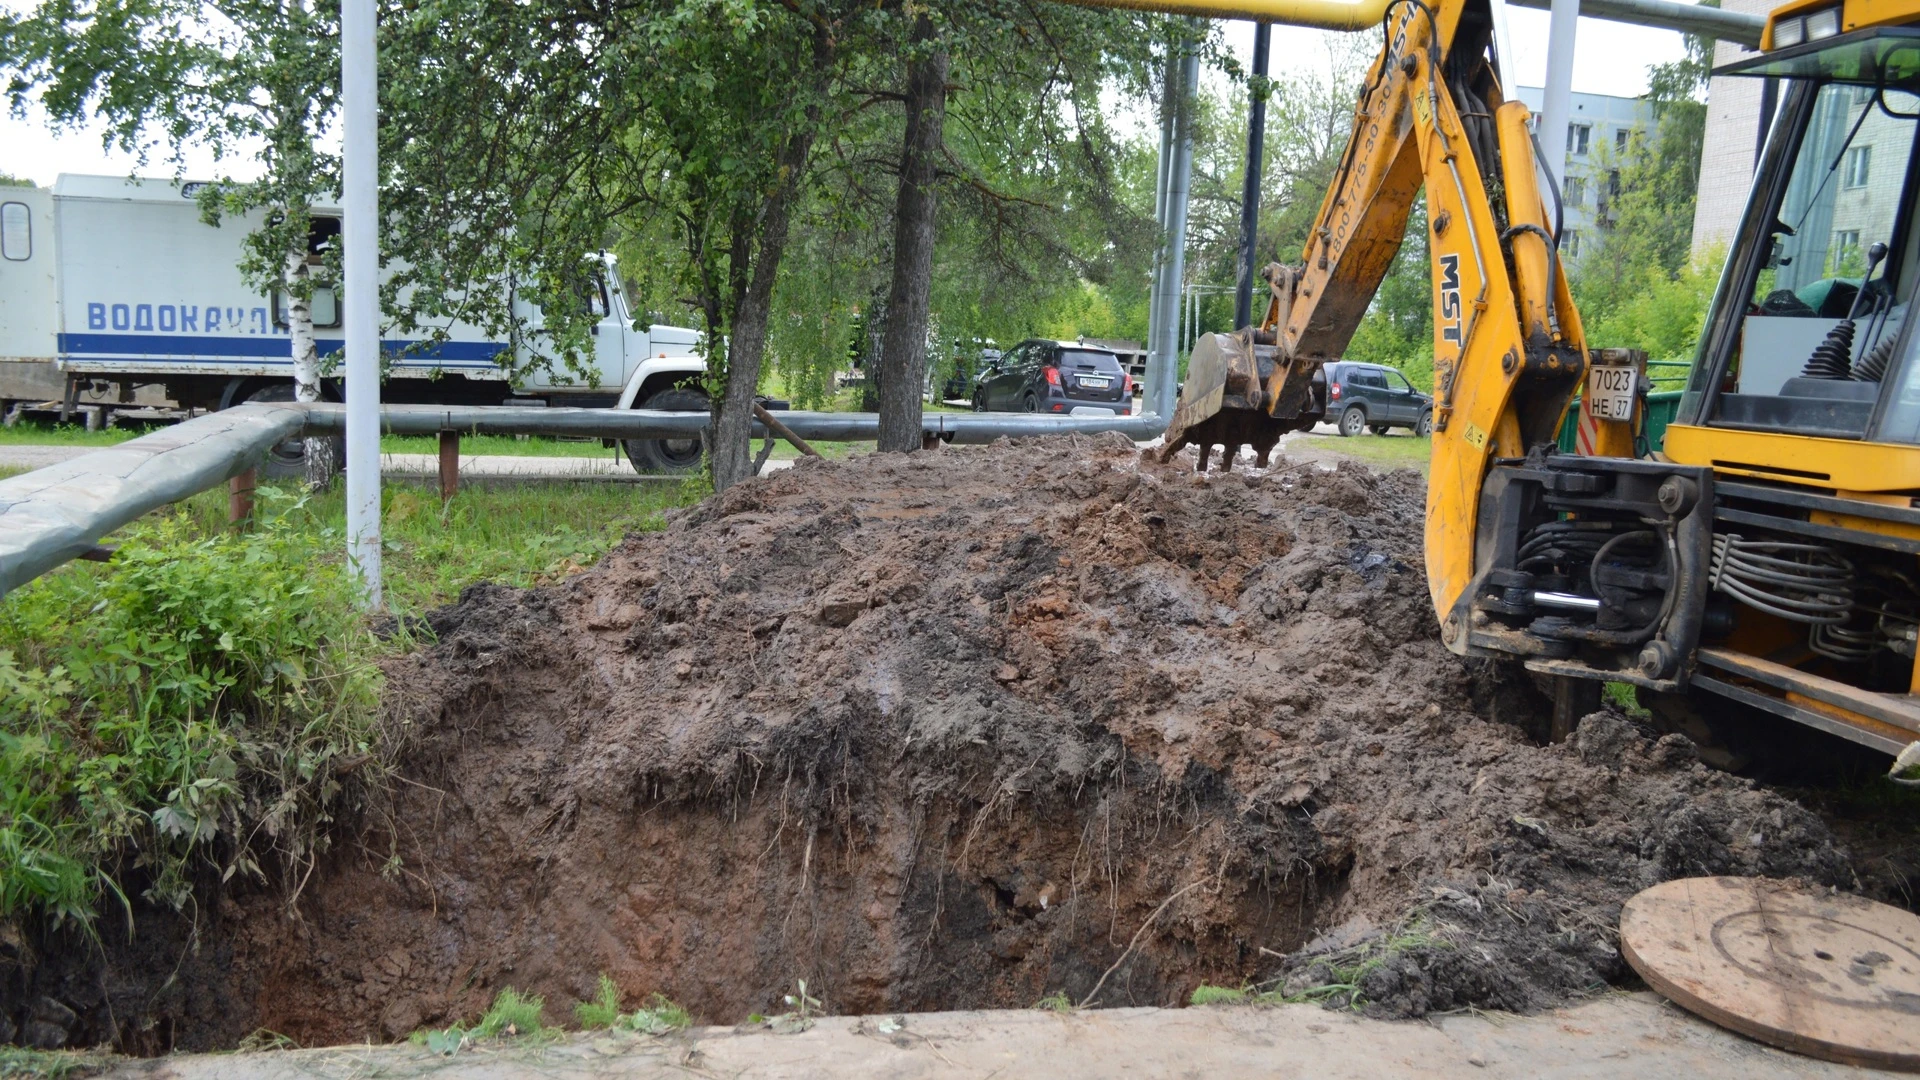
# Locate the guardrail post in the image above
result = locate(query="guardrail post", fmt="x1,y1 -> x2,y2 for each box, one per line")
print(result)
229,468 -> 257,529
438,430 -> 459,500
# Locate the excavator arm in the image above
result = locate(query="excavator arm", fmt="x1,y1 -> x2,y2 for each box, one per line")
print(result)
1073,0 -> 1719,696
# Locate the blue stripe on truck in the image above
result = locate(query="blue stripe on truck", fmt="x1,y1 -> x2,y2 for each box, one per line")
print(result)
58,332 -> 509,365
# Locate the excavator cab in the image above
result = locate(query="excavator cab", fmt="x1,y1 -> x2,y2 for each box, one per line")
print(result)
1624,0 -> 1920,755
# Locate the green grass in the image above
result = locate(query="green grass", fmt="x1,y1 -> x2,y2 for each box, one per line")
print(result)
379,433 -> 620,458
1296,433 -> 1432,474
0,421 -> 142,447
160,477 -> 695,615
575,976 -> 692,1035
0,1046 -> 114,1078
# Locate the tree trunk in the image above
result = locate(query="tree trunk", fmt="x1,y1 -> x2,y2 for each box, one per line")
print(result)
875,20 -> 949,454
710,131 -> 817,491
287,246 -> 338,490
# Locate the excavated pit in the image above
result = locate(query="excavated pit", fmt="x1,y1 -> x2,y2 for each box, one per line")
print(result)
4,435 -> 1878,1052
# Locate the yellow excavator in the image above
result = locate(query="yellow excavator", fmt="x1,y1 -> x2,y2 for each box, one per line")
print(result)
1067,0 -> 1920,761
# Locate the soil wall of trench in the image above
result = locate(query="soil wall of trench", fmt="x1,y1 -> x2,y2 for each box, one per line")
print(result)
2,435 -> 1870,1052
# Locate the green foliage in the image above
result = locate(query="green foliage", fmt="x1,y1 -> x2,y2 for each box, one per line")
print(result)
2,0 -> 342,322
1033,990 -> 1075,1013
1188,984 -> 1250,1005
1604,682 -> 1652,718
0,505 -> 381,924
1579,252 -> 1720,363
475,988 -> 550,1039
1573,31 -> 1711,346
575,975 -> 625,1030
572,975 -> 692,1035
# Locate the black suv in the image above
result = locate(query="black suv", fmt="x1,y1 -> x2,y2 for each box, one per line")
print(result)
972,340 -> 1133,415
1325,361 -> 1433,437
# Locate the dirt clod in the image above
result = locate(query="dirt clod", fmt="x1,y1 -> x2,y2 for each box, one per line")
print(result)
5,436 -> 1872,1050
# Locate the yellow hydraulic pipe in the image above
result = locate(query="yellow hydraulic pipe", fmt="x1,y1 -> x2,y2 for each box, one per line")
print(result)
1054,0 -> 1389,31
1494,102 -> 1554,343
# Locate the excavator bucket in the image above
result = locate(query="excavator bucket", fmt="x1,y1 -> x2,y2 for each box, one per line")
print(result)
1159,265 -> 1317,471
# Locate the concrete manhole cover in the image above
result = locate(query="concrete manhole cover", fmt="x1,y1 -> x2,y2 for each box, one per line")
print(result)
1622,876 -> 1920,1070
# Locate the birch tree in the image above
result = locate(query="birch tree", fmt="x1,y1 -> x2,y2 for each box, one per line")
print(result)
2,0 -> 343,486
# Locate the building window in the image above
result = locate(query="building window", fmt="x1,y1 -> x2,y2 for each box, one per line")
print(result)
1834,229 -> 1862,258
1564,229 -> 1583,258
0,202 -> 28,262
1569,123 -> 1592,156
1845,145 -> 1872,188
1564,176 -> 1586,207
1616,128 -> 1630,151
1608,169 -> 1621,199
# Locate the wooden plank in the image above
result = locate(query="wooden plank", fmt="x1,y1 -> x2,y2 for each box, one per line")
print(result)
1696,646 -> 1920,736
1621,877 -> 1920,1071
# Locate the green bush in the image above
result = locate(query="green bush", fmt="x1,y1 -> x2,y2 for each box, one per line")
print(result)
0,505 -> 381,924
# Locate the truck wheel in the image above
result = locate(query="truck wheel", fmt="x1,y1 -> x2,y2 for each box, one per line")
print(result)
1416,409 -> 1433,438
1024,393 -> 1039,413
623,387 -> 708,474
1338,405 -> 1367,437
236,382 -> 341,480
972,391 -> 987,413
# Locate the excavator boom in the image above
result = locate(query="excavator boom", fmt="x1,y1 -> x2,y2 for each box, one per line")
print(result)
1066,0 -> 1920,761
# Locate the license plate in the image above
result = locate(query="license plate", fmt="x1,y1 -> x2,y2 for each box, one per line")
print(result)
1077,376 -> 1111,389
1586,366 -> 1637,420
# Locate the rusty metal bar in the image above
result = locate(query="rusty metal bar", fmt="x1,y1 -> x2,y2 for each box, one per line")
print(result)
753,404 -> 822,458
438,430 -> 460,500
229,468 -> 257,528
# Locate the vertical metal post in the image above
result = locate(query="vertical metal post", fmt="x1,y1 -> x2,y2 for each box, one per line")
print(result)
342,0 -> 381,607
229,468 -> 256,528
1756,77 -> 1779,163
1538,0 -> 1581,188
1148,28 -> 1201,426
1234,21 -> 1273,330
438,430 -> 460,501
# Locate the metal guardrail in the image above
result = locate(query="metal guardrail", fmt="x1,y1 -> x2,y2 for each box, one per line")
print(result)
0,403 -> 1167,598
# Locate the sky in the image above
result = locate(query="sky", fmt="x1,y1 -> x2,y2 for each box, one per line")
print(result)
0,5 -> 1693,189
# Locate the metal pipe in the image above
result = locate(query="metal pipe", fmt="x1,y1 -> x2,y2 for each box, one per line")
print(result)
0,404 -> 304,598
1059,0 -> 1761,44
1505,0 -> 1762,46
297,403 -> 1167,444
1538,0 -> 1581,190
342,0 -> 381,607
1533,590 -> 1602,611
1235,21 -> 1272,329
1149,33 -> 1201,426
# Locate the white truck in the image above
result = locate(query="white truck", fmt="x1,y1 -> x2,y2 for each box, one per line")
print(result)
0,174 -> 712,472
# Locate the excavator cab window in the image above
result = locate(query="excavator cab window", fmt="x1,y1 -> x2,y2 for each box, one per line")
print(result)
1693,75 -> 1920,439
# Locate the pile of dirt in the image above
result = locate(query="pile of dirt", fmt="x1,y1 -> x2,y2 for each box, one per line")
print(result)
8,435 -> 1863,1050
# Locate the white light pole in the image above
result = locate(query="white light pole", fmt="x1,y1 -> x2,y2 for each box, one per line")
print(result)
342,0 -> 382,606
1538,0 -> 1580,189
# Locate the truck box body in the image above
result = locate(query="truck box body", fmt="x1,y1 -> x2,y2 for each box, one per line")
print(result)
0,175 -> 703,413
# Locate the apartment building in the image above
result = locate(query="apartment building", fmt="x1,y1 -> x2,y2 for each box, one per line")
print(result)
1515,85 -> 1656,263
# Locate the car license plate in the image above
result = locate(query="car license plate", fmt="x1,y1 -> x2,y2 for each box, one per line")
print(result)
1586,366 -> 1637,420
1078,376 -> 1111,389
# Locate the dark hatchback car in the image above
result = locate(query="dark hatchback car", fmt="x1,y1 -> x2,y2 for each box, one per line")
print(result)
972,340 -> 1133,415
1325,360 -> 1432,437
